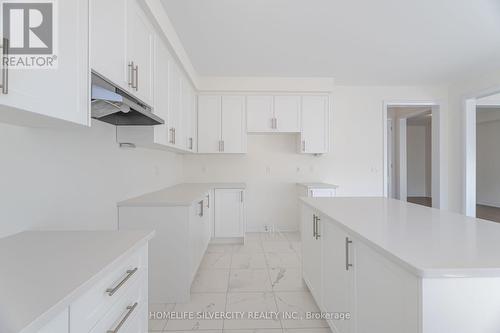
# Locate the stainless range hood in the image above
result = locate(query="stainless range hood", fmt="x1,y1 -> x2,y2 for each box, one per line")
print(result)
91,72 -> 164,126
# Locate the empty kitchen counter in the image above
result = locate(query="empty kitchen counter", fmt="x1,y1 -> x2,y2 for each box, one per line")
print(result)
0,230 -> 154,333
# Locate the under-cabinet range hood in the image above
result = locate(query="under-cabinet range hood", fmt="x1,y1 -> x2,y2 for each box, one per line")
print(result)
90,72 -> 164,126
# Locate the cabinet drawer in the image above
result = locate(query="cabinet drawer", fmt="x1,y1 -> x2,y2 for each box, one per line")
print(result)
89,276 -> 147,333
70,246 -> 147,333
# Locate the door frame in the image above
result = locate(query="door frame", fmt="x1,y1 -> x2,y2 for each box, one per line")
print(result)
463,86 -> 500,217
383,100 -> 443,208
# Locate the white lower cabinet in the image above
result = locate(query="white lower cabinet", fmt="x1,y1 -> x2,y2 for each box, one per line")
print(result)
214,189 -> 245,238
118,195 -> 212,303
35,245 -> 148,333
301,204 -> 419,333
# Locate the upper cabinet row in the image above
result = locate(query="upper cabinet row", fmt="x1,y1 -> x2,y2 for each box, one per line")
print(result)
93,0 -> 197,153
198,95 -> 330,154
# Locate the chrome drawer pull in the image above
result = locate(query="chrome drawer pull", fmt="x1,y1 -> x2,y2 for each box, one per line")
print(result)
106,267 -> 138,296
107,302 -> 138,333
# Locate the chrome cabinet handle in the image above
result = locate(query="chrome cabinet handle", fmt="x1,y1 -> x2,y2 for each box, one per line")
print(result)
312,214 -> 316,238
240,191 -> 244,202
106,268 -> 138,296
199,200 -> 204,217
315,216 -> 321,240
107,302 -> 138,333
274,117 -> 278,129
302,140 -> 306,152
345,237 -> 353,271
135,64 -> 139,91
206,194 -> 210,208
1,38 -> 9,94
172,128 -> 176,145
222,140 -> 225,152
169,128 -> 174,144
128,61 -> 135,89
189,137 -> 193,150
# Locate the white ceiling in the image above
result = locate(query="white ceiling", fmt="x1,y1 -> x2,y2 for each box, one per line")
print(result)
160,0 -> 500,85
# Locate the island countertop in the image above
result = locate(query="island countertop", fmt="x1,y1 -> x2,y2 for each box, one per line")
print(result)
118,182 -> 246,207
0,230 -> 155,333
301,197 -> 500,278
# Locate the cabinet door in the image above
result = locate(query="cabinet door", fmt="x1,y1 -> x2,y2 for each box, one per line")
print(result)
301,205 -> 322,300
221,96 -> 246,153
198,95 -> 221,153
0,0 -> 89,126
168,66 -> 182,146
246,96 -> 274,132
301,96 -> 329,154
91,0 -> 127,90
126,0 -> 154,105
322,219 -> 354,333
274,96 -> 301,132
182,81 -> 196,151
214,189 -> 244,238
153,40 -> 170,146
355,241 -> 419,333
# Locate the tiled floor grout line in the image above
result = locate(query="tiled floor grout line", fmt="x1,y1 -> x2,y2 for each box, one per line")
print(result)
221,243 -> 234,331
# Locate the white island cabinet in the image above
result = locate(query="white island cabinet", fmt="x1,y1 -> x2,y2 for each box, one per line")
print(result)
301,197 -> 500,333
0,230 -> 154,333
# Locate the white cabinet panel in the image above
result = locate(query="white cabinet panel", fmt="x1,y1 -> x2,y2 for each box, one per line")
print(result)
301,205 -> 322,301
246,96 -> 274,132
152,40 -> 170,146
0,0 -> 89,126
198,95 -> 221,153
182,81 -> 196,151
322,218 -> 354,333
221,96 -> 246,153
168,66 -> 183,146
301,96 -> 329,154
126,0 -> 154,105
91,0 -> 127,90
214,189 -> 245,238
274,96 -> 301,132
355,241 -> 419,333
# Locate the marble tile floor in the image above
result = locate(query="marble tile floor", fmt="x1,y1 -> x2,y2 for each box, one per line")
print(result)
148,232 -> 331,333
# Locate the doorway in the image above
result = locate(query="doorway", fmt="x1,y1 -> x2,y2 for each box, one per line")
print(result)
383,101 -> 442,209
464,91 -> 500,221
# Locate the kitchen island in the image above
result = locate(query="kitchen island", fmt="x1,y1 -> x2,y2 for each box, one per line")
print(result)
300,197 -> 500,333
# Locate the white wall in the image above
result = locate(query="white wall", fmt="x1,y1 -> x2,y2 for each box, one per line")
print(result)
184,85 -> 449,231
0,120 -> 183,238
476,117 -> 500,207
407,124 -> 432,197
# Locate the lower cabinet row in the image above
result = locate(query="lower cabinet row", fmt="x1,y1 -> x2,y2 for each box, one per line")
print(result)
301,204 -> 420,333
119,188 -> 245,303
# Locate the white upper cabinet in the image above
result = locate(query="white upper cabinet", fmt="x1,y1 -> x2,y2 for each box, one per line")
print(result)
274,96 -> 301,132
246,95 -> 301,133
198,95 -> 246,154
182,79 -> 196,151
221,96 -> 246,153
152,39 -> 170,146
91,0 -> 154,106
198,95 -> 221,153
246,96 -> 274,132
300,95 -> 329,154
126,0 -> 154,106
91,0 -> 127,90
168,66 -> 182,146
0,0 -> 89,126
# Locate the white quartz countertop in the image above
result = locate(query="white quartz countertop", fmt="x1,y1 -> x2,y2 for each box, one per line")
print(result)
0,230 -> 155,333
118,183 -> 247,207
301,197 -> 500,278
297,182 -> 339,188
